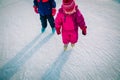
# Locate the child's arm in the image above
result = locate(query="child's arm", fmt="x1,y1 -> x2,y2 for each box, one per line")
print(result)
50,0 -> 56,16
76,9 -> 87,35
50,0 -> 56,8
33,0 -> 38,7
55,12 -> 62,35
33,0 -> 38,14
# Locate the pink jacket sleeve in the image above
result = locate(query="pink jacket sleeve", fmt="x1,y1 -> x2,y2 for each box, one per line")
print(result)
55,12 -> 62,34
76,9 -> 87,30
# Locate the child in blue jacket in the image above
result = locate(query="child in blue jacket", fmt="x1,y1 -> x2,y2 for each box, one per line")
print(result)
33,0 -> 56,33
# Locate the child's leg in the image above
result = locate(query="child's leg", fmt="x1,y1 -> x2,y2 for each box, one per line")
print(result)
62,31 -> 69,50
70,30 -> 78,47
47,15 -> 55,28
62,31 -> 70,45
40,15 -> 47,32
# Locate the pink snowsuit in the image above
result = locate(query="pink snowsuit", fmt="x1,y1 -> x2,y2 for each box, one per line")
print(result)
55,6 -> 86,44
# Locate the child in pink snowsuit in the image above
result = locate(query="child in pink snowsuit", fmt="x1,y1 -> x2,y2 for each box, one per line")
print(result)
55,0 -> 87,50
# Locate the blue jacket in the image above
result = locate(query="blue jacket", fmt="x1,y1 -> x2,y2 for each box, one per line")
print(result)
33,0 -> 56,16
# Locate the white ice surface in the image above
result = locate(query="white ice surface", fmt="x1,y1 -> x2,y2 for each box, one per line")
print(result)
0,0 -> 120,80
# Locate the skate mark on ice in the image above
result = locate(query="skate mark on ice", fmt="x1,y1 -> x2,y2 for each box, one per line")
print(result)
41,50 -> 72,80
0,33 -> 53,80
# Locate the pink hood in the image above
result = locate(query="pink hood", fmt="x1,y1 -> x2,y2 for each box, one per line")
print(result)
55,6 -> 86,31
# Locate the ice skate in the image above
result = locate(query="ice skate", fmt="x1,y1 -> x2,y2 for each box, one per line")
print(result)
52,28 -> 55,33
41,28 -> 45,33
71,43 -> 75,48
64,44 -> 68,51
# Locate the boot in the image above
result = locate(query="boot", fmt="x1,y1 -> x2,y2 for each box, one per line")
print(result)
52,28 -> 55,33
41,28 -> 45,33
71,43 -> 75,47
64,44 -> 68,51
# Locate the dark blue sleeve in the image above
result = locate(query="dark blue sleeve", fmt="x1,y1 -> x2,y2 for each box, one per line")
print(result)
33,0 -> 38,6
50,0 -> 56,8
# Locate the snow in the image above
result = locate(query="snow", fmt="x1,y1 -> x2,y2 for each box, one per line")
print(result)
0,0 -> 120,80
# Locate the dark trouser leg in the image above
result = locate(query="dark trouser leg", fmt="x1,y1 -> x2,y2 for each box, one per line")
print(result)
47,15 -> 55,29
40,15 -> 47,29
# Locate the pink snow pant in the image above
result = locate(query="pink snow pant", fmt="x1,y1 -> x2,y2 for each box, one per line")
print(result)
62,30 -> 78,44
